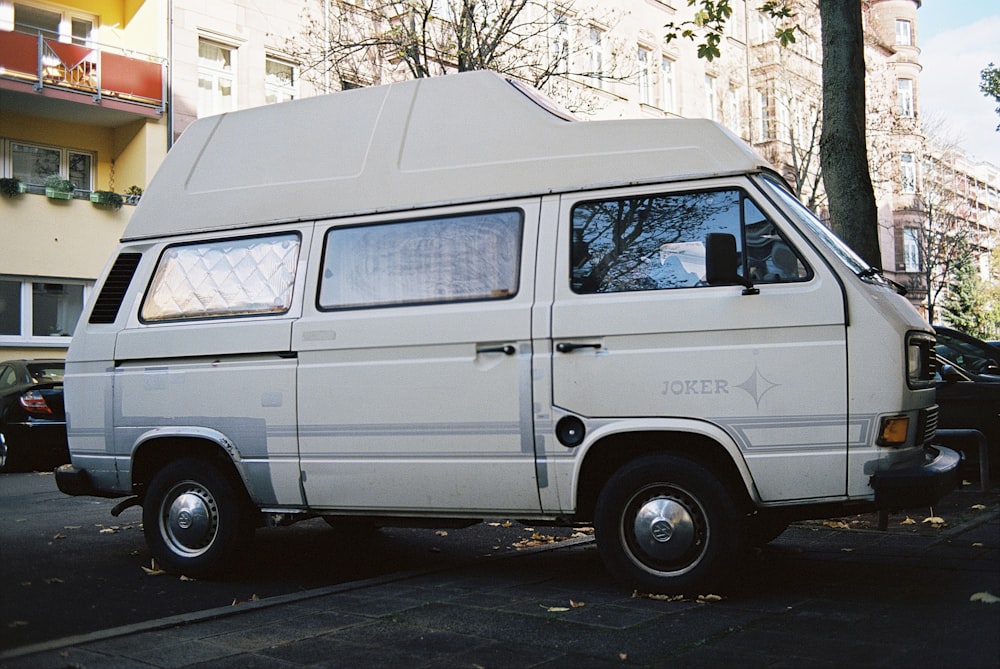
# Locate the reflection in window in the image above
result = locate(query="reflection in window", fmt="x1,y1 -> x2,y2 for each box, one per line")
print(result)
0,280 -> 21,336
0,278 -> 89,340
571,189 -> 808,294
32,283 -> 83,336
320,211 -> 522,309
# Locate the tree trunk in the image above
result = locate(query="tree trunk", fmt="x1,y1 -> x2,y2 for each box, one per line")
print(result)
819,0 -> 882,269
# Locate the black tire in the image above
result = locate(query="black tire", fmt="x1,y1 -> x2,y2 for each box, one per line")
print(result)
594,454 -> 741,595
142,458 -> 255,579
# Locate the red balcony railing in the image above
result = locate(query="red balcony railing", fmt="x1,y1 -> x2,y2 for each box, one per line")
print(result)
0,30 -> 164,110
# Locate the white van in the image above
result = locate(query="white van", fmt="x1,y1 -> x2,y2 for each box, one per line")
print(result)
57,71 -> 959,594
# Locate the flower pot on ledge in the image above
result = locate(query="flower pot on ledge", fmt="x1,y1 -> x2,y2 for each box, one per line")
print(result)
90,190 -> 124,210
44,176 -> 75,200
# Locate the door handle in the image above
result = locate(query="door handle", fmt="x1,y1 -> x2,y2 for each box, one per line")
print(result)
477,344 -> 516,356
556,342 -> 602,353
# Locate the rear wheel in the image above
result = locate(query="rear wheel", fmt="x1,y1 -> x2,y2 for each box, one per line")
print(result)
142,458 -> 255,578
594,454 -> 741,594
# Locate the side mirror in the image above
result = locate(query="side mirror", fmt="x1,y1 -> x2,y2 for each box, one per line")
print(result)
705,233 -> 758,295
938,364 -> 964,383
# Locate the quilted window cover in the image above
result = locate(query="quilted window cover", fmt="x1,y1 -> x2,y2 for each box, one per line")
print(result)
142,234 -> 300,321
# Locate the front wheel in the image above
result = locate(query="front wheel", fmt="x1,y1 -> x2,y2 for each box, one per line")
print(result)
594,454 -> 741,595
142,458 -> 255,578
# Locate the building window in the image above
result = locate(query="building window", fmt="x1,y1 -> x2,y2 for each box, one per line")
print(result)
897,79 -> 914,118
637,46 -> 652,105
660,57 -> 675,113
13,3 -> 94,44
755,89 -> 772,140
550,13 -> 571,75
704,75 -> 717,121
198,38 -> 236,118
265,57 -> 297,105
587,27 -> 604,85
6,140 -> 93,191
895,19 -> 912,46
900,153 -> 917,193
902,228 -> 920,271
0,278 -> 89,341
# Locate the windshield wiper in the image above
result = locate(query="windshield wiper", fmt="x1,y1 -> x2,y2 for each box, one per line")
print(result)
858,267 -> 908,295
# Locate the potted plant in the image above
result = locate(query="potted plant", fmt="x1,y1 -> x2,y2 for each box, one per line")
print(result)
0,177 -> 25,198
124,185 -> 143,205
44,175 -> 75,200
90,190 -> 124,210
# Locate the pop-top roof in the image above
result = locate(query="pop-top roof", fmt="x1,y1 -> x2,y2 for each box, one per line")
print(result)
123,70 -> 770,241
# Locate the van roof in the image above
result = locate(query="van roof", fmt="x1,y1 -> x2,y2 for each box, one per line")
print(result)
124,71 -> 771,241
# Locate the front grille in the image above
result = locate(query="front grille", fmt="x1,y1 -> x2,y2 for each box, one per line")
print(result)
919,405 -> 939,446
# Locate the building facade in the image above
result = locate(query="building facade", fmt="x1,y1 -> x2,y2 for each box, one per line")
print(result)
0,0 -> 167,359
2,0 -> 996,360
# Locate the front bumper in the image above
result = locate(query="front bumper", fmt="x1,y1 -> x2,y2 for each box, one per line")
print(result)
870,445 -> 962,510
54,463 -> 125,498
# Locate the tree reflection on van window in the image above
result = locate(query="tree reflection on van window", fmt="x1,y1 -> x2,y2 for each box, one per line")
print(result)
571,189 -> 808,294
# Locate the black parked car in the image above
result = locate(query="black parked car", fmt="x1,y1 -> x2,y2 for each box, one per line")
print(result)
934,325 -> 1000,376
934,354 -> 1000,480
0,359 -> 68,472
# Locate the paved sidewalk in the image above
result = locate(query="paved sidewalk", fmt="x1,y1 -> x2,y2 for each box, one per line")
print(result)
2,494 -> 997,669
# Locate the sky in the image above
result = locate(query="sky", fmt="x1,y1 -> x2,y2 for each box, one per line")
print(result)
916,0 -> 1000,167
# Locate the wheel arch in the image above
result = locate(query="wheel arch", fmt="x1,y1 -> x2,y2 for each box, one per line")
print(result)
130,428 -> 253,504
573,423 -> 758,521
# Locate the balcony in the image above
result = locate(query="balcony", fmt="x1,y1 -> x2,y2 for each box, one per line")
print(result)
0,29 -> 164,127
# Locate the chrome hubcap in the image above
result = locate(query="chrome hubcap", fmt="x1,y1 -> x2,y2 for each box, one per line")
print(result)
161,483 -> 218,558
633,496 -> 696,562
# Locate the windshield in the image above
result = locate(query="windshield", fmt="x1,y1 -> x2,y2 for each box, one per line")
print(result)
758,176 -> 880,282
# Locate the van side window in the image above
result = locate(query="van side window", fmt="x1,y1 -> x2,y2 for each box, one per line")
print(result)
141,233 -> 300,322
319,210 -> 522,309
571,189 -> 808,293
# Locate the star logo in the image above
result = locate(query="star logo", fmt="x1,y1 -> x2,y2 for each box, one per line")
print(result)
735,365 -> 779,409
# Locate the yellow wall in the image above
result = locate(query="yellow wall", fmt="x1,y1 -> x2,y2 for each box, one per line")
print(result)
0,191 -> 128,279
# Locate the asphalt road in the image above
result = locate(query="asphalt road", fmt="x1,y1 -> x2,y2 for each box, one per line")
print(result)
0,471 -> 587,651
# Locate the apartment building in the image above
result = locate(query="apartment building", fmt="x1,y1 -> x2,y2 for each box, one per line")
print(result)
0,0 -> 167,359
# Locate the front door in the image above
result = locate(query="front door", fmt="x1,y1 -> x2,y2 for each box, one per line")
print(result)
550,181 -> 849,502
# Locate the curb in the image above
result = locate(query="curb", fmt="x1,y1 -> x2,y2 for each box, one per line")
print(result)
0,534 -> 594,661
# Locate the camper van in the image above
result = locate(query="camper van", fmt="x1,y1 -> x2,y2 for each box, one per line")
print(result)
56,72 -> 959,594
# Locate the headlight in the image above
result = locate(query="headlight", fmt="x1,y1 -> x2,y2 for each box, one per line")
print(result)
906,332 -> 936,389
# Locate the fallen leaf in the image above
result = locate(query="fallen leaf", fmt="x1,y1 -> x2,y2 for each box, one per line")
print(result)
972,542 -> 984,548
970,504 -> 986,511
573,526 -> 595,534
841,548 -> 854,552
7,621 -> 29,628
435,530 -> 448,537
922,516 -> 947,527
697,594 -> 723,603
900,517 -> 916,525
541,605 -> 571,612
51,533 -> 65,541
970,592 -> 1000,604
619,652 -> 628,661
179,575 -> 195,582
570,600 -> 585,608
142,560 -> 165,576
43,577 -> 64,585
501,520 -> 513,528
822,520 -> 850,529
251,594 -> 260,601
63,525 -> 81,530
99,527 -> 118,534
